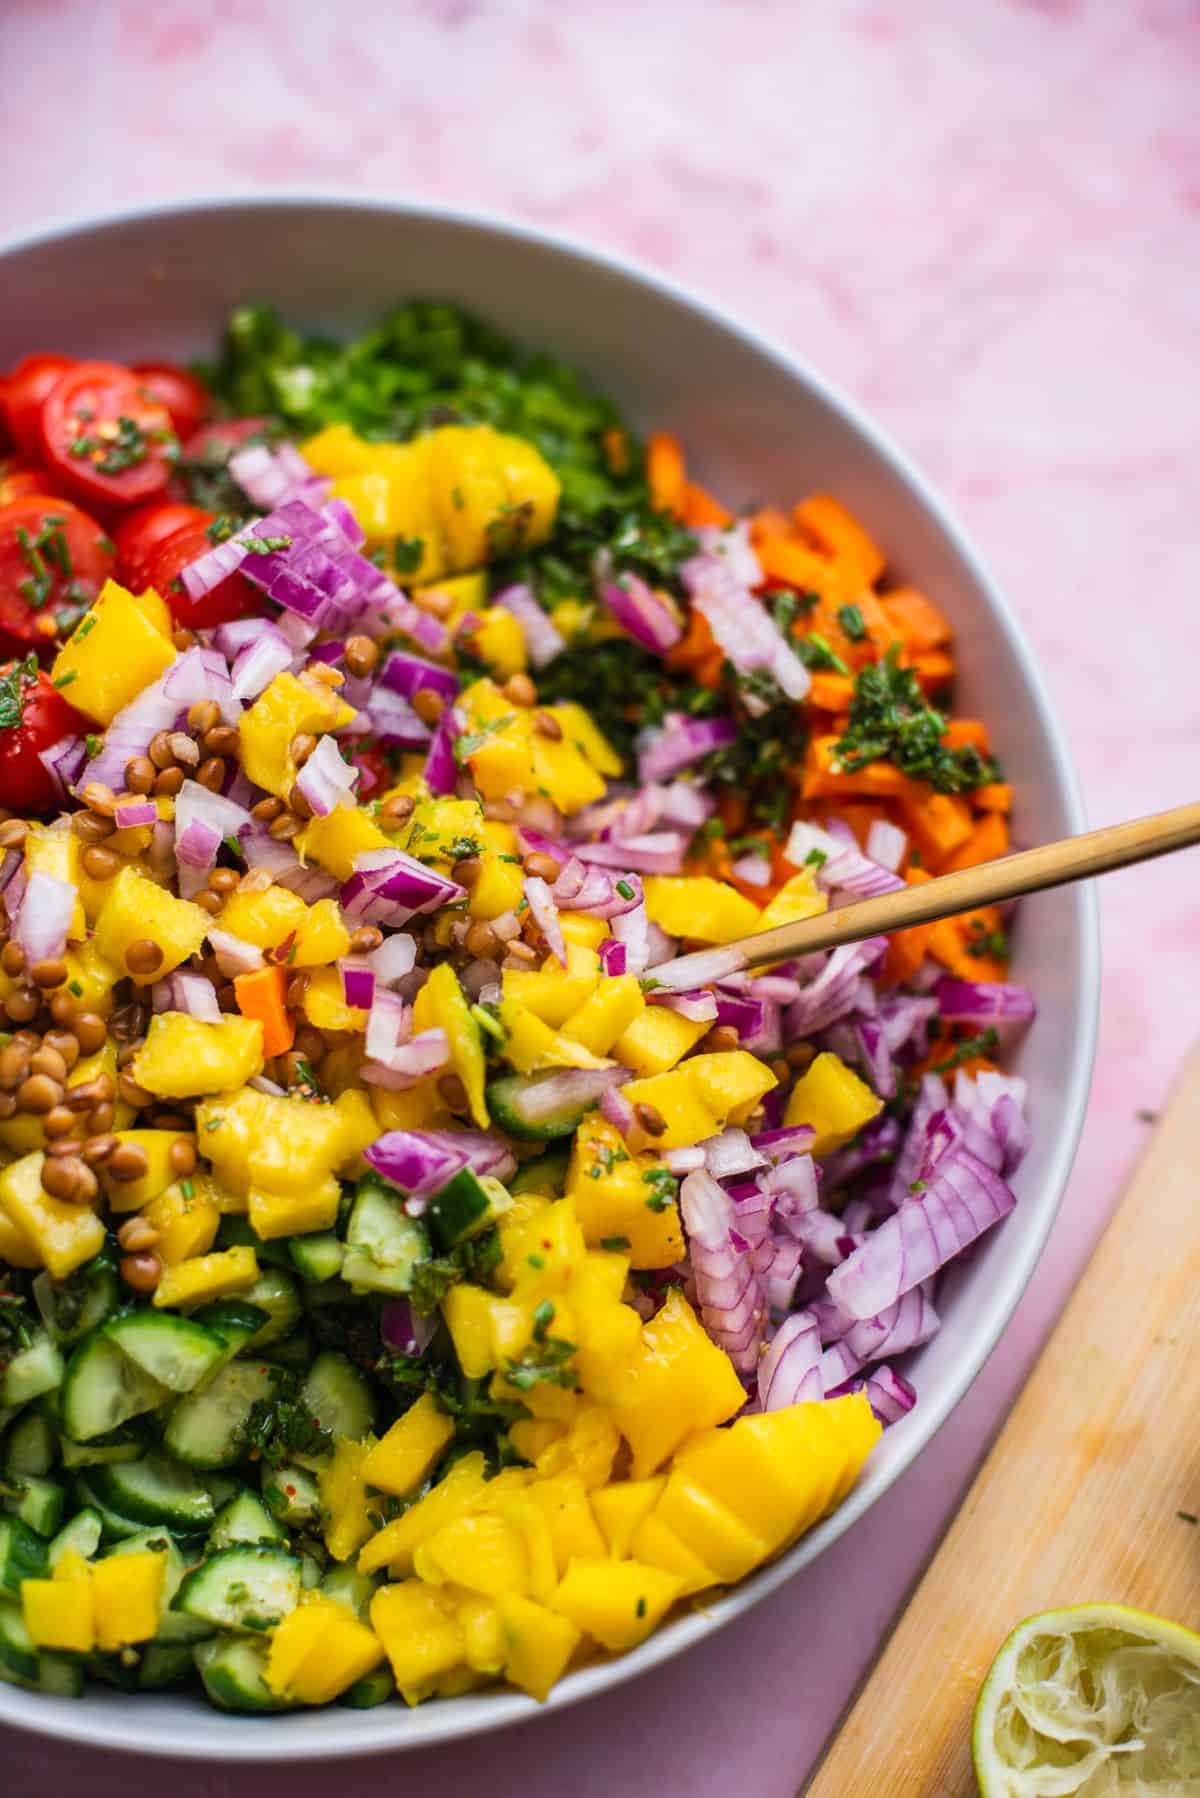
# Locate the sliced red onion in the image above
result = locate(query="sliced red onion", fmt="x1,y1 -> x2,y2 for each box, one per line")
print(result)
646,941 -> 747,991
599,1084 -> 637,1139
36,734 -> 86,804
366,1126 -> 514,1199
276,610 -> 318,651
494,585 -> 566,668
180,529 -> 257,601
231,626 -> 296,703
174,780 -> 251,890
324,495 -> 364,549
0,850 -> 19,897
162,646 -> 239,724
341,848 -> 463,926
680,1169 -> 767,1376
663,1146 -> 707,1174
424,713 -> 457,798
360,1029 -> 449,1088
785,938 -> 889,1037
702,1127 -> 766,1180
248,1074 -> 286,1096
935,976 -> 1036,1040
168,972 -> 222,1023
596,938 -> 627,977
229,440 -> 328,511
369,932 -> 418,985
828,1148 -> 1017,1321
732,852 -> 773,889
361,684 -> 431,749
752,1124 -> 818,1161
77,648 -> 220,795
819,1339 -> 865,1394
574,833 -> 686,876
647,987 -> 718,1024
113,799 -> 157,829
821,1115 -> 902,1190
682,548 -> 810,705
610,902 -> 651,975
207,927 -> 266,977
295,734 -> 359,819
16,871 -> 75,964
863,1366 -> 917,1424
785,820 -> 905,903
339,958 -> 377,1012
601,574 -> 681,654
381,1299 -> 437,1357
954,1070 -> 1031,1175
757,1312 -> 822,1409
637,714 -> 736,786
365,988 -> 411,1064
866,818 -> 908,873
503,1066 -> 630,1131
694,521 -> 763,590
523,875 -> 565,965
378,652 -> 460,707
855,1016 -> 896,1100
550,858 -> 642,920
241,824 -> 339,902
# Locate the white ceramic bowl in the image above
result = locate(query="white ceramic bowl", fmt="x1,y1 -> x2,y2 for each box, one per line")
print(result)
0,195 -> 1098,1761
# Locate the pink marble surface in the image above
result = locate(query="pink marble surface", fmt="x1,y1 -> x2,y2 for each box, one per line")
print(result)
2,0 -> 1198,1790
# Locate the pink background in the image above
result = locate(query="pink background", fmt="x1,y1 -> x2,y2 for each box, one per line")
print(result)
2,0 -> 1198,1791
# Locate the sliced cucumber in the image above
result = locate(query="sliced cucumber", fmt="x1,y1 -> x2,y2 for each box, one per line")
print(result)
0,1516 -> 48,1596
261,1462 -> 320,1528
60,1327 -> 171,1442
342,1180 -> 429,1296
195,1633 -> 291,1713
175,1543 -> 301,1633
0,1332 -> 65,1409
509,1143 -> 570,1196
4,1409 -> 57,1478
0,1600 -> 38,1684
208,1490 -> 286,1551
300,1351 -> 375,1443
240,1271 -> 302,1349
89,1454 -> 215,1532
163,1360 -> 277,1470
48,1508 -> 102,1569
206,1472 -> 240,1508
33,1651 -> 83,1698
487,1070 -> 604,1139
105,1311 -> 227,1394
192,1299 -> 270,1364
59,1430 -> 144,1470
321,1562 -> 379,1619
136,1640 -> 195,1689
33,1251 -> 119,1348
3,1473 -> 65,1537
299,1549 -> 324,1590
289,1231 -> 345,1285
216,1214 -> 293,1271
340,1664 -> 395,1708
425,1167 -> 496,1251
71,1474 -> 148,1544
259,1332 -> 313,1370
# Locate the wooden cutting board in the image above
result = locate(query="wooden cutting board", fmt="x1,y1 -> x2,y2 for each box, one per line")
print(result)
805,1047 -> 1200,1796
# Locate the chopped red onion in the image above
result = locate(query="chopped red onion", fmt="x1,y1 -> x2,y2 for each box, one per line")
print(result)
365,988 -> 411,1064
114,799 -> 157,829
229,440 -> 328,511
78,647 -> 232,795
785,820 -> 905,903
682,548 -> 810,704
601,574 -> 681,654
597,939 -> 627,976
341,848 -> 463,926
361,684 -> 431,749
574,833 -> 686,875
730,852 -> 772,888
758,1312 -> 822,1409
752,1124 -> 818,1161
359,1029 -> 449,1089
16,871 -> 75,964
295,734 -> 359,819
785,938 -> 889,1037
663,1146 -> 707,1174
504,1066 -> 630,1130
863,1365 -> 917,1424
230,626 -> 296,703
648,987 -> 718,1024
694,521 -> 763,589
378,652 -> 460,707
168,972 -> 222,1023
494,585 -> 566,668
637,714 -> 736,786
935,976 -> 1036,1040
523,875 -> 565,965
339,958 -> 377,1012
36,734 -> 86,804
366,1127 -> 515,1199
368,932 -> 418,986
599,1084 -> 637,1139
207,927 -> 266,977
381,1299 -> 437,1358
241,824 -> 339,902
680,1169 -> 767,1376
610,902 -> 651,975
866,818 -> 908,873
702,1127 -> 766,1180
645,941 -> 747,991
423,712 -> 457,798
174,780 -> 251,893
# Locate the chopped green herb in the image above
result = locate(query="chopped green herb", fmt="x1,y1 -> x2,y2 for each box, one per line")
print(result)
0,654 -> 38,731
391,537 -> 425,574
927,1027 -> 1000,1076
836,603 -> 867,642
836,648 -> 999,794
52,670 -> 78,690
615,879 -> 635,901
643,1168 -> 676,1213
798,632 -> 850,676
599,1236 -> 631,1252
84,733 -> 102,757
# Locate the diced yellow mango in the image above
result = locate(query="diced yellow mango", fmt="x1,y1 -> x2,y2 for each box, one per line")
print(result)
248,1175 -> 341,1241
553,1557 -> 682,1651
618,1071 -> 718,1151
297,804 -> 392,881
529,730 -> 606,815
755,869 -> 827,934
0,1207 -> 40,1268
526,1472 -> 606,1574
217,885 -> 350,968
22,1569 -> 94,1653
319,1436 -> 377,1564
551,703 -> 622,777
23,826 -> 85,940
565,1115 -> 684,1271
300,965 -> 366,1034
650,1470 -> 770,1583
396,797 -> 485,869
142,1177 -> 220,1264
196,1086 -> 365,1197
92,1550 -> 166,1649
239,672 -> 356,800
472,606 -> 527,678
784,1050 -> 885,1154
501,941 -> 600,1027
466,822 -> 525,921
643,876 -> 761,944
51,578 -> 173,724
412,962 -> 487,1127
371,1582 -> 464,1689
416,1512 -> 529,1599
501,1194 -> 587,1297
561,975 -> 645,1056
132,1013 -> 264,1099
591,1478 -> 666,1561
360,1392 -> 455,1498
61,938 -> 120,1015
605,1290 -> 746,1477
534,1405 -> 621,1491
496,1593 -> 580,1702
301,423 -> 376,477
95,867 -> 209,985
153,1245 -> 258,1309
0,1152 -> 104,1279
357,1452 -> 489,1577
99,1130 -> 193,1212
613,1006 -> 709,1078
456,1591 -> 505,1674
498,1001 -> 612,1076
688,1050 -> 778,1124
441,1283 -> 497,1380
267,1595 -> 385,1704
559,912 -> 609,951
629,1513 -> 719,1598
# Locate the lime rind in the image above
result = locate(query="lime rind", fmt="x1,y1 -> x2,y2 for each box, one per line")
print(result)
973,1603 -> 1200,1796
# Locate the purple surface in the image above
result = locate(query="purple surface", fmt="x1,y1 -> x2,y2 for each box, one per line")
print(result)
2,0 -> 1198,1790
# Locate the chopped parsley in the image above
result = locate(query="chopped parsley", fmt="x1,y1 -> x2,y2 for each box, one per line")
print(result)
600,1235 -> 631,1252
408,1227 -> 503,1315
504,1330 -> 580,1393
643,1168 -> 677,1213
797,632 -> 850,676
927,1027 -> 1000,1076
0,654 -> 38,731
69,414 -> 168,476
392,536 -> 425,574
835,648 -> 999,794
241,1369 -> 332,1465
239,534 -> 293,554
15,514 -> 71,609
836,603 -> 867,642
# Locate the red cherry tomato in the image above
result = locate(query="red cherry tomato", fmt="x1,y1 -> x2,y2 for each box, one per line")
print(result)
352,742 -> 391,801
181,417 -> 267,463
114,501 -> 210,593
132,364 -> 209,441
39,361 -> 177,508
0,494 -> 116,657
145,522 -> 260,630
3,355 -> 75,460
0,458 -> 63,508
0,658 -> 89,813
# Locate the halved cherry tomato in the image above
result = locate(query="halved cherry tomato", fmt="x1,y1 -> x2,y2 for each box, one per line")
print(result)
114,501 -> 210,593
3,355 -> 75,459
132,363 -> 209,440
145,521 -> 259,630
352,742 -> 391,802
0,658 -> 89,813
39,361 -> 177,508
0,458 -> 63,508
0,495 -> 116,656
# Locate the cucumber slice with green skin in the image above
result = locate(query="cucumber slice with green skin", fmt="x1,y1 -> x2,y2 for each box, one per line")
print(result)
240,1271 -> 302,1349
299,1549 -> 325,1590
300,1351 -> 375,1442
321,1563 -> 379,1619
216,1215 -> 293,1272
3,1473 -> 65,1538
259,1332 -> 314,1371
59,1327 -> 172,1443
339,1663 -> 395,1708
208,1490 -> 286,1551
486,1070 -> 604,1140
289,1231 -> 345,1285
342,1181 -> 430,1296
34,1651 -> 83,1698
71,1474 -> 148,1544
32,1251 -> 119,1349
163,1360 -> 277,1471
425,1168 -> 493,1252
206,1473 -> 240,1509
48,1508 -> 102,1569
175,1543 -> 301,1633
0,1516 -> 48,1596
0,1332 -> 65,1409
261,1462 -> 320,1528
4,1409 -> 57,1478
195,1633 -> 292,1713
58,1431 -> 144,1470
191,1300 -> 270,1365
0,1601 -> 38,1683
105,1311 -> 228,1395
136,1640 -> 195,1689
89,1455 -> 215,1532
509,1144 -> 571,1196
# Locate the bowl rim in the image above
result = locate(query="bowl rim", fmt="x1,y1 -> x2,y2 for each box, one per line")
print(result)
0,189 -> 1099,1762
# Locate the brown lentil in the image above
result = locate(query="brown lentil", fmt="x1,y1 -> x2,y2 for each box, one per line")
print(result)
187,699 -> 220,737
196,756 -> 227,793
72,809 -> 115,844
153,766 -> 185,798
702,1024 -> 741,1054
293,1026 -> 325,1063
0,1042 -> 30,1087
42,1105 -> 77,1138
48,991 -> 77,1028
785,1042 -> 816,1070
379,793 -> 415,827
268,813 -> 302,841
29,958 -> 68,990
415,586 -> 452,618
215,983 -> 238,1012
452,856 -> 482,889
238,868 -> 274,896
80,781 -> 117,816
250,795 -> 284,823
522,851 -> 561,884
148,731 -> 176,771
287,785 -> 313,820
125,939 -> 164,977
86,1101 -> 115,1135
82,845 -> 122,881
81,1133 -> 118,1166
168,731 -> 200,767
67,1073 -> 114,1111
29,1045 -> 68,1084
208,867 -> 240,894
18,1074 -> 63,1114
411,688 -> 445,727
172,628 -> 197,652
0,1093 -> 16,1121
502,672 -> 537,707
42,1156 -> 92,1203
634,1101 -> 667,1138
503,940 -> 537,965
194,890 -> 223,916
307,662 -> 343,688
117,1216 -> 160,1253
42,1030 -> 80,1069
4,989 -> 39,1023
285,971 -> 311,1010
533,710 -> 563,741
0,941 -> 25,977
117,1072 -> 152,1110
108,1141 -> 150,1182
348,925 -> 383,954
148,1110 -> 191,1132
464,919 -> 499,960
121,1252 -> 162,1294
344,634 -> 379,678
124,756 -> 157,795
201,725 -> 239,759
768,1057 -> 791,1085
168,1137 -> 196,1177
289,733 -> 318,766
45,1137 -> 78,1158
74,1012 -> 109,1055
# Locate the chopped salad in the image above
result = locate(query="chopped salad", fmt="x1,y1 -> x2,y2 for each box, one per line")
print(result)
0,306 -> 1033,1713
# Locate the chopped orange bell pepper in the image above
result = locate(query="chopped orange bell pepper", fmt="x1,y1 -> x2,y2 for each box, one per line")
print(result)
646,432 -> 686,515
793,494 -> 885,585
680,483 -> 733,529
973,782 -> 1013,814
941,811 -> 1010,874
879,586 -> 953,651
234,964 -> 295,1059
